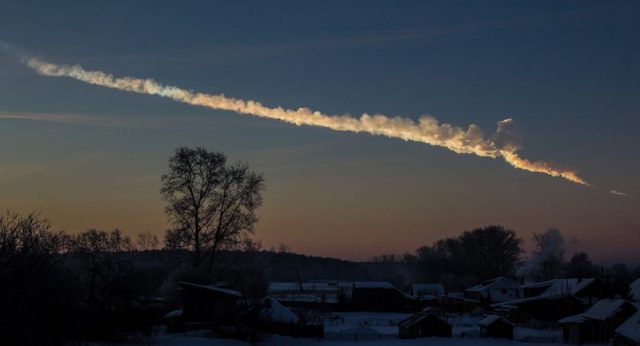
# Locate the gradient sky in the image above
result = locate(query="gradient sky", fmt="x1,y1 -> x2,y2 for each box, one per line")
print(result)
1,0 -> 639,262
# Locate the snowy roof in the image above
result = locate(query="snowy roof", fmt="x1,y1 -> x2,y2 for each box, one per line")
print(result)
616,310 -> 640,342
353,281 -> 394,289
467,277 -> 518,293
399,310 -> 446,328
494,291 -> 579,307
263,298 -> 299,324
478,314 -> 514,327
629,278 -> 640,302
559,299 -> 633,324
179,282 -> 242,297
164,309 -> 183,319
558,314 -> 587,324
412,283 -> 445,296
521,278 -> 595,297
584,299 -> 630,320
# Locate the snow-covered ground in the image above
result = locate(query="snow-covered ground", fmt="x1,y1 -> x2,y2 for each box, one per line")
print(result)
262,335 -> 562,345
94,313 -> 562,345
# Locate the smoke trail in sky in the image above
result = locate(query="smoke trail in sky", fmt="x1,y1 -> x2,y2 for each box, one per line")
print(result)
16,54 -> 590,186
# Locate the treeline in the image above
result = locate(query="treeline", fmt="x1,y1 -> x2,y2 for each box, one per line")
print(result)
0,210 -> 405,345
0,211 -> 172,345
375,226 -> 640,295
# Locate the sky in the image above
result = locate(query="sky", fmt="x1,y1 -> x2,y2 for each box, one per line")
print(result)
1,0 -> 639,262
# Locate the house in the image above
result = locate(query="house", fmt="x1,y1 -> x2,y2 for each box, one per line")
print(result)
478,314 -> 514,339
465,277 -> 520,303
520,278 -> 599,300
559,299 -> 637,344
494,294 -> 584,322
494,278 -> 601,322
398,309 -> 452,338
615,311 -> 640,346
179,282 -> 241,326
350,281 -> 417,311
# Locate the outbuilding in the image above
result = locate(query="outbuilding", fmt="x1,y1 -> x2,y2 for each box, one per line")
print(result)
398,309 -> 452,339
478,314 -> 514,339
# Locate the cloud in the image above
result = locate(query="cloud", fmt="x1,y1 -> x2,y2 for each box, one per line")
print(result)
0,111 -> 115,126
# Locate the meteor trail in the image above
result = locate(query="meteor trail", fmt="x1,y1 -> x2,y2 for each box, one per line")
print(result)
10,49 -> 592,186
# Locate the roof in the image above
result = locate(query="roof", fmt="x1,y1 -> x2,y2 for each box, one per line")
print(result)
521,278 -> 595,297
399,310 -> 447,328
467,277 -> 518,293
494,291 -> 580,307
179,282 -> 242,297
478,314 -> 514,327
629,278 -> 640,302
559,299 -> 633,324
584,299 -> 630,320
412,283 -> 445,296
558,314 -> 587,324
616,310 -> 640,342
164,309 -> 183,319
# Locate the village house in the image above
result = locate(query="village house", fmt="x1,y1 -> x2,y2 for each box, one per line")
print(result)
478,314 -> 515,339
177,282 -> 242,328
398,308 -> 452,339
465,277 -> 520,303
494,278 -> 600,322
559,299 -> 638,344
350,281 -> 418,311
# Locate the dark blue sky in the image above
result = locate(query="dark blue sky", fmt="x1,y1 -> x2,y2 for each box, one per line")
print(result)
1,1 -> 639,261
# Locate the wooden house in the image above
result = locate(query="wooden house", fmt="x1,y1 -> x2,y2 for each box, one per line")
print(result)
350,281 -> 417,311
465,277 -> 520,303
398,309 -> 452,339
179,282 -> 241,326
478,314 -> 514,339
559,299 -> 637,344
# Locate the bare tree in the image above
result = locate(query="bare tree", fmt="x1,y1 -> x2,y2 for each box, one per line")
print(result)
136,231 -> 160,251
161,147 -> 264,270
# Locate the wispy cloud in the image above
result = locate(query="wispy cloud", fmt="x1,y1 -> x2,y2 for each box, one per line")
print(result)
0,111 -> 116,126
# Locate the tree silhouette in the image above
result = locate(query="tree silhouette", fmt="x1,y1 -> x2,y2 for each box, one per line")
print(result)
161,147 -> 264,270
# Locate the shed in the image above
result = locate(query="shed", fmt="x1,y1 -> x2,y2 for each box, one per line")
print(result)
398,309 -> 452,339
179,282 -> 241,326
478,314 -> 514,339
